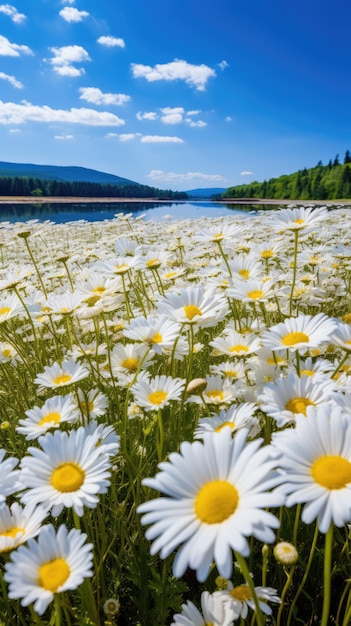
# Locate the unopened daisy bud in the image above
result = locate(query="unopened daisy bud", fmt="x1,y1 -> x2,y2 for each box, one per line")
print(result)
262,543 -> 269,557
103,598 -> 120,618
215,575 -> 229,590
186,378 -> 207,395
17,231 -> 31,239
274,541 -> 299,565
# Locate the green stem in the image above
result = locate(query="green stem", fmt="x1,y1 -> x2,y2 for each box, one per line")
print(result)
54,594 -> 62,626
287,522 -> 319,626
276,565 -> 296,626
23,237 -> 48,298
320,524 -> 333,626
289,230 -> 299,316
234,552 -> 265,626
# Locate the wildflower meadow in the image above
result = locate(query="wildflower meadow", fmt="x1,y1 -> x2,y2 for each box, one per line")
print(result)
0,205 -> 351,625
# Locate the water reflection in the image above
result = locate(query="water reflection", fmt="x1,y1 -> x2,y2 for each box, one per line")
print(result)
0,200 -> 273,224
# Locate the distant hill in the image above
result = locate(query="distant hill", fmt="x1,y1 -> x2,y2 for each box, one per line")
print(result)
0,161 -> 138,186
185,188 -> 227,198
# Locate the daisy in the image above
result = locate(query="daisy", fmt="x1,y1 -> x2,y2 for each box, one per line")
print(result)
193,223 -> 240,244
109,343 -> 154,377
210,360 -> 247,382
194,403 -> 260,439
213,581 -> 281,618
137,427 -> 284,581
0,292 -> 23,323
0,502 -> 49,553
74,388 -> 108,420
271,205 -> 328,232
4,524 -> 93,615
272,405 -> 351,532
171,590 -> 237,626
16,394 -> 80,440
131,375 -> 185,411
96,255 -> 144,275
227,255 -> 263,281
124,314 -> 181,355
261,313 -> 336,353
0,449 -> 21,503
156,285 -> 228,328
34,359 -> 90,391
186,375 -> 243,406
84,421 -> 120,458
210,330 -> 261,357
228,278 -> 276,303
0,341 -> 20,364
258,372 -> 335,427
330,320 -> 351,351
20,427 -> 112,517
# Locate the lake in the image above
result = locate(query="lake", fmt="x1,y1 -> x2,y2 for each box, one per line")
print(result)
0,200 -> 272,224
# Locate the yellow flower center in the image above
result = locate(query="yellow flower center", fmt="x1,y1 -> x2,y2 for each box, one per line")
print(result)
146,258 -> 160,267
0,526 -> 24,538
247,289 -> 263,300
293,218 -> 305,224
92,286 -> 106,293
300,369 -> 315,377
51,462 -> 85,492
150,332 -> 162,344
230,585 -> 252,601
238,269 -> 250,279
2,349 -> 12,358
52,374 -> 73,385
147,390 -> 168,405
195,480 -> 239,523
213,233 -> 224,241
282,331 -> 309,346
285,397 -> 315,415
115,264 -> 129,271
184,305 -> 202,320
121,357 -> 139,371
38,558 -> 70,592
0,307 -> 11,316
215,421 -> 235,432
229,344 -> 249,353
38,412 -> 61,427
205,390 -> 225,401
342,313 -> 351,324
261,250 -> 273,258
267,356 -> 285,365
80,401 -> 94,413
311,455 -> 351,489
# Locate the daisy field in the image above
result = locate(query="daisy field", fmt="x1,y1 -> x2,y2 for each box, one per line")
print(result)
0,205 -> 350,625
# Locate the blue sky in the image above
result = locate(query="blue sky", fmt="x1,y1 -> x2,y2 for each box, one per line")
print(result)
0,0 -> 350,191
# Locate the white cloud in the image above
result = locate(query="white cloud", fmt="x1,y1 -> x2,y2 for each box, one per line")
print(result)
59,7 -> 89,22
0,71 -> 23,88
131,59 -> 216,91
136,111 -> 158,121
218,60 -> 229,71
79,87 -> 130,106
47,45 -> 90,77
141,135 -> 184,143
160,106 -> 184,125
186,110 -> 200,116
61,0 -> 75,4
118,133 -> 138,141
185,118 -> 207,127
0,35 -> 32,56
54,134 -> 74,140
0,4 -> 26,23
225,116 -> 232,122
0,100 -> 125,126
148,169 -> 226,183
97,35 -> 125,48
240,170 -> 254,176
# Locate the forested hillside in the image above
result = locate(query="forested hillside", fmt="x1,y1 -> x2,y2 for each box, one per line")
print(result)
222,151 -> 351,200
0,176 -> 187,200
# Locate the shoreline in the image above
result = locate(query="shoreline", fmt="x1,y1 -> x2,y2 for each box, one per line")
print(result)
0,196 -> 350,206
